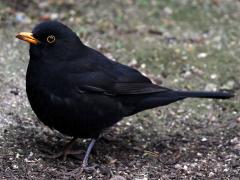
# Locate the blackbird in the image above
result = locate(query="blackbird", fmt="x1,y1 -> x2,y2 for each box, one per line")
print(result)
16,21 -> 233,172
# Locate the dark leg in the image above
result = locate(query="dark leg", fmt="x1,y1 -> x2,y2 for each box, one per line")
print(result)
82,139 -> 96,168
67,139 -> 98,176
43,137 -> 82,160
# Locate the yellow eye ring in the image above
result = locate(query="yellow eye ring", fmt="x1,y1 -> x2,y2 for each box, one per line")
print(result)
46,35 -> 56,43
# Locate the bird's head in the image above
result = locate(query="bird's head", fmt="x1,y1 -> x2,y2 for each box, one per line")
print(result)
16,21 -> 83,61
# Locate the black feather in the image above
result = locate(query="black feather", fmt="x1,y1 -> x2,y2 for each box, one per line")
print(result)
20,21 -> 234,139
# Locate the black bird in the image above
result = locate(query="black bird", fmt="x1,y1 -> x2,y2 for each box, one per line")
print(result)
16,21 -> 233,172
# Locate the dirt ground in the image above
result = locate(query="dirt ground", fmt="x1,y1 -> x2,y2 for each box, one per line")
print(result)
0,0 -> 239,179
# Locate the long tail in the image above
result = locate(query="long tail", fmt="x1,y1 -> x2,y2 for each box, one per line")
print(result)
132,90 -> 234,114
173,90 -> 234,99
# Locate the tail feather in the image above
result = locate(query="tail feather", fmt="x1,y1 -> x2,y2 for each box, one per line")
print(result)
174,90 -> 234,99
132,90 -> 234,114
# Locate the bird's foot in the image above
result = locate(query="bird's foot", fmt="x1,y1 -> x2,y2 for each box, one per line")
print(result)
40,137 -> 82,161
82,164 -> 98,174
66,163 -> 98,178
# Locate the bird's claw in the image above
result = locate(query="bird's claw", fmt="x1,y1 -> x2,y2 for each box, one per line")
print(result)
82,164 -> 97,174
66,163 -> 98,178
39,149 -> 64,159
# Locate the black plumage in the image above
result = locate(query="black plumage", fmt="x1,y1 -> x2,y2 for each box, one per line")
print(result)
16,21 -> 234,172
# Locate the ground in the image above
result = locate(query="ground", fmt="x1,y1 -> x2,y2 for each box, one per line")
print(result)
0,0 -> 239,179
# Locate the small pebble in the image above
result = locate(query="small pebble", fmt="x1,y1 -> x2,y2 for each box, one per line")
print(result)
197,52 -> 208,59
209,172 -> 215,177
175,164 -> 182,169
210,74 -> 217,79
12,164 -> 18,169
110,175 -> 126,180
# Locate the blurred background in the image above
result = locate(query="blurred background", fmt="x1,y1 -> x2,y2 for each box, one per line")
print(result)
0,0 -> 239,179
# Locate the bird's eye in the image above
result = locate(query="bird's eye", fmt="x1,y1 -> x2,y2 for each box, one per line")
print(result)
46,35 -> 56,43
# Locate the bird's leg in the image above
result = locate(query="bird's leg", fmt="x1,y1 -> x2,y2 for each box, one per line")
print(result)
68,138 -> 98,176
81,139 -> 97,172
43,137 -> 82,160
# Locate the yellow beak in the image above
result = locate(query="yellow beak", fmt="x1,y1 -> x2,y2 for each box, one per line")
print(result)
16,32 -> 39,45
